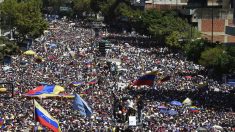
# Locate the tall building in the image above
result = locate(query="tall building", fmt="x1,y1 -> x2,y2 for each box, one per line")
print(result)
144,0 -> 235,44
188,0 -> 235,44
145,0 -> 188,10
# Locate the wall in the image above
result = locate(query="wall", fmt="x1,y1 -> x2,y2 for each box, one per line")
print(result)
199,19 -> 235,43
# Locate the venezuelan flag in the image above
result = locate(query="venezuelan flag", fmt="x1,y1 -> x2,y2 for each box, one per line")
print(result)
132,71 -> 158,86
72,82 -> 84,87
34,100 -> 61,132
26,85 -> 64,95
189,106 -> 200,113
87,78 -> 97,85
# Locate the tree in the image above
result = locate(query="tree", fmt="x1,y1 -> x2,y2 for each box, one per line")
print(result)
199,46 -> 230,73
16,0 -> 48,39
0,0 -> 48,40
0,0 -> 18,32
72,0 -> 91,16
184,39 -> 211,63
225,46 -> 235,73
0,37 -> 20,62
132,10 -> 200,43
165,31 -> 181,48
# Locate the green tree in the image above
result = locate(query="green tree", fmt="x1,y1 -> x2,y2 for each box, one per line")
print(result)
0,0 -> 18,30
0,37 -> 20,61
225,46 -> 235,73
199,46 -> 230,73
184,39 -> 219,63
165,31 -> 181,48
1,0 -> 48,40
16,0 -> 48,39
133,10 -> 200,43
72,0 -> 91,16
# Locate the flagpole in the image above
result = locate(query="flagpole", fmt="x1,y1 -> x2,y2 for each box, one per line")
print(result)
33,99 -> 36,132
33,99 -> 36,121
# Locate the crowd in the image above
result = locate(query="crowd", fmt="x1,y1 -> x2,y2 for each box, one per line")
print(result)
0,19 -> 234,132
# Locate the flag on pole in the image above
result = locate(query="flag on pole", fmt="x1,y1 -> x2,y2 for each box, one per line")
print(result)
34,100 -> 61,132
73,94 -> 93,117
132,71 -> 158,86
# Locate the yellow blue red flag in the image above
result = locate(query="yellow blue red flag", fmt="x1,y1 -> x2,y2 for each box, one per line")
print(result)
34,100 -> 61,132
132,71 -> 158,86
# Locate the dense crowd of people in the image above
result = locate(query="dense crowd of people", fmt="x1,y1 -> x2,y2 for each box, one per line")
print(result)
0,19 -> 234,131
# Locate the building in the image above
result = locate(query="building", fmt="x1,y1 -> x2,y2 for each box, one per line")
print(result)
144,0 -> 235,44
188,0 -> 235,43
145,0 -> 188,10
130,0 -> 146,10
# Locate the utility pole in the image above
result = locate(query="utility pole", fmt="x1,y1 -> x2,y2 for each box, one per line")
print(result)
211,0 -> 214,44
233,0 -> 235,24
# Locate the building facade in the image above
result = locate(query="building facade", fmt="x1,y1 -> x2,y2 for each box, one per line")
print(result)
144,0 -> 235,44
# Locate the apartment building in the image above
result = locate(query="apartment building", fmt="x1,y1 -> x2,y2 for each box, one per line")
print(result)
190,0 -> 235,43
144,0 -> 235,44
145,0 -> 188,10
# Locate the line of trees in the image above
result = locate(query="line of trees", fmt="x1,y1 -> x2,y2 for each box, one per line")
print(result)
0,37 -> 21,62
0,0 -> 48,62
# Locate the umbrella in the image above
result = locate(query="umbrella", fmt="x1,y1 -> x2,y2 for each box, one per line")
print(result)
20,61 -> 28,65
2,66 -> 11,71
196,127 -> 208,132
170,101 -> 182,106
39,82 -> 48,85
34,55 -> 44,63
49,43 -> 57,48
158,106 -> 167,109
198,75 -> 204,78
48,55 -> 56,60
0,88 -> 7,92
212,125 -> 223,130
168,110 -> 178,115
23,50 -> 36,55
185,76 -> 192,79
159,109 -> 168,114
